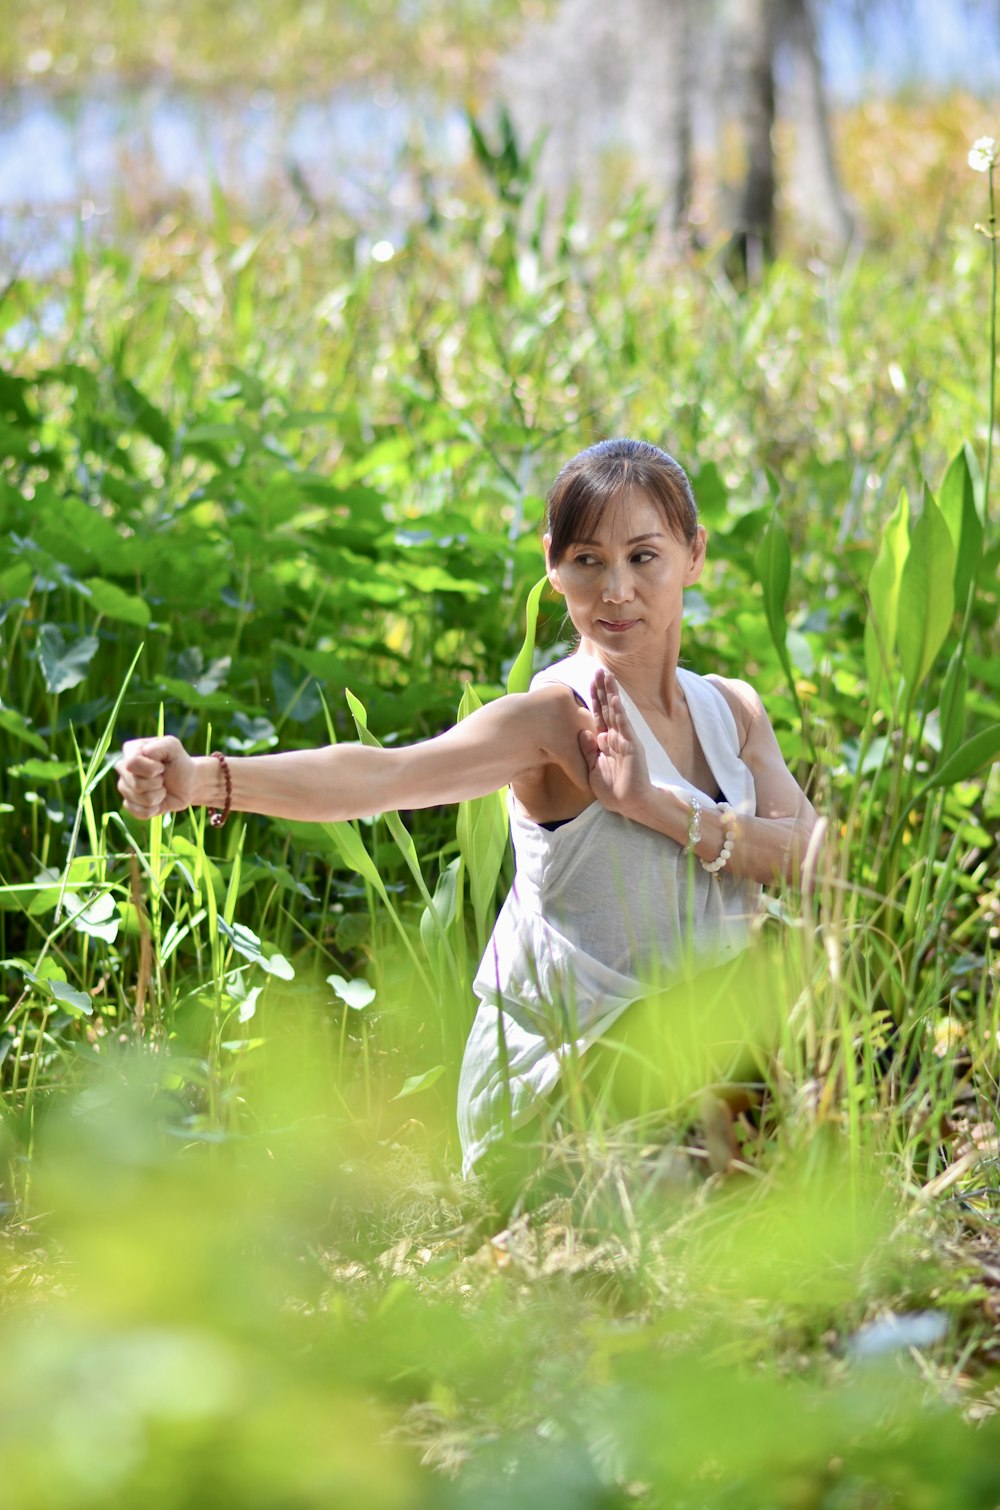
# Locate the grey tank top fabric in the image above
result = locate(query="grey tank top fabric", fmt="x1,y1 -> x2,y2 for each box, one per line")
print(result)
456,649 -> 761,1176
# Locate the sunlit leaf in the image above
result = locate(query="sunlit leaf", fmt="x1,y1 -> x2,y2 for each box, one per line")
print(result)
391,1064 -> 445,1100
506,575 -> 548,694
326,973 -> 376,1010
754,510 -> 796,694
36,624 -> 99,695
66,890 -> 120,943
0,704 -> 47,754
9,758 -> 76,782
218,918 -> 294,979
897,488 -> 954,690
938,444 -> 983,611
27,972 -> 93,1017
455,682 -> 508,947
82,576 -> 151,627
922,723 -> 1000,790
864,489 -> 909,707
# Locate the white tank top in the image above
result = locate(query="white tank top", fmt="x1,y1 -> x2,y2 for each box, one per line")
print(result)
457,649 -> 761,1174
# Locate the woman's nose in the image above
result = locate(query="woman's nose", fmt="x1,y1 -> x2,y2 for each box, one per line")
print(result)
602,566 -> 635,603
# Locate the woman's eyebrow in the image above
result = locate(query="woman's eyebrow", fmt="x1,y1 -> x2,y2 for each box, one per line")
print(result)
570,531 -> 665,546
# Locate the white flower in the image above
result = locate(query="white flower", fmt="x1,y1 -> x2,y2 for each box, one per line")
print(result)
968,136 -> 997,172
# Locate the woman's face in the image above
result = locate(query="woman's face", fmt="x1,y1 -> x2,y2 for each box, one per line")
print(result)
544,491 -> 706,660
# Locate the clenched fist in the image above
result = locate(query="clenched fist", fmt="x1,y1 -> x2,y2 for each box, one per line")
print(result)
116,736 -> 202,821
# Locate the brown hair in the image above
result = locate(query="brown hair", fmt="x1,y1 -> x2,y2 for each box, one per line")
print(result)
545,438 -> 698,564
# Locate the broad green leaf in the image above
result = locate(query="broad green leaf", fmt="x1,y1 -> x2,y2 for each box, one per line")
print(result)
392,1064 -> 446,1100
326,973 -> 376,1010
506,575 -> 548,694
33,490 -> 135,573
115,376 -> 174,453
921,723 -> 1000,791
455,682 -> 509,945
9,758 -> 76,782
0,705 -> 47,754
344,689 -> 433,902
0,366 -> 35,424
66,890 -> 120,944
218,918 -> 294,979
168,834 -> 225,902
25,971 -> 93,1017
753,511 -> 795,691
345,688 -> 374,742
897,489 -> 955,691
938,444 -> 983,611
47,978 -> 94,1017
937,646 -> 968,762
864,490 -> 910,707
420,855 -> 462,956
82,577 -> 151,627
320,821 -> 391,903
404,564 -> 489,597
36,624 -> 99,695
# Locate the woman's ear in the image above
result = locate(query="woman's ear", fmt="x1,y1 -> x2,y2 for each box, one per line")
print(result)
543,533 -> 564,594
685,526 -> 707,585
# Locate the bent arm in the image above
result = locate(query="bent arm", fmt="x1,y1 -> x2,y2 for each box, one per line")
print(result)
116,684 -> 592,824
586,671 -> 820,888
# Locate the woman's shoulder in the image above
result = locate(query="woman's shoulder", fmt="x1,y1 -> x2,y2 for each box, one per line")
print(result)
530,648 -> 595,704
700,673 -> 766,752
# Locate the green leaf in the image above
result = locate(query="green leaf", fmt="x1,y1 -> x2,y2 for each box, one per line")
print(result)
0,705 -> 47,754
66,890 -> 120,944
864,490 -> 910,707
320,821 -> 391,903
218,919 -> 294,979
506,575 -> 548,694
344,689 -> 434,903
754,511 -> 795,691
420,855 -> 462,955
326,973 -> 376,1010
82,577 -> 151,627
36,624 -> 99,695
115,376 -> 174,453
455,682 -> 509,945
897,489 -> 955,691
938,444 -> 983,612
392,1064 -> 446,1100
32,975 -> 93,1017
9,758 -> 76,783
0,366 -> 35,425
921,724 -> 1000,791
938,646 -> 968,762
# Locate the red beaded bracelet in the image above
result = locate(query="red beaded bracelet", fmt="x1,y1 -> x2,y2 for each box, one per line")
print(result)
208,750 -> 232,828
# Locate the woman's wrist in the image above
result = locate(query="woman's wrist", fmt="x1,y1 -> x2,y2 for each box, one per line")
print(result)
627,785 -> 691,843
193,754 -> 231,809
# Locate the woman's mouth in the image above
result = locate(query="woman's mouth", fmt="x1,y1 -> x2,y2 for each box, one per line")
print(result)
598,618 -> 638,633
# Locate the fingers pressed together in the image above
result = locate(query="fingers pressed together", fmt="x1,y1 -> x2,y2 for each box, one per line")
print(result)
116,740 -> 167,820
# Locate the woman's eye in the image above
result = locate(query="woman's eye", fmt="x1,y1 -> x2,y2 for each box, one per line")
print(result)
632,551 -> 655,564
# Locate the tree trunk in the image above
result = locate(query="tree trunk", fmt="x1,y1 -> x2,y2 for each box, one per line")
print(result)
719,0 -> 778,283
624,0 -> 694,239
781,0 -> 855,247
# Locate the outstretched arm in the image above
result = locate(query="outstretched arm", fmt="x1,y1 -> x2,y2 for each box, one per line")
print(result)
577,668 -> 820,888
116,683 -> 592,824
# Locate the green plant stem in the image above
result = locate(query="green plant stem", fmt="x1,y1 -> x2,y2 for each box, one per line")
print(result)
985,162 -> 996,520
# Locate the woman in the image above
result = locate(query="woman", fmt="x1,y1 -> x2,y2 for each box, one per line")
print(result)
117,439 -> 818,1183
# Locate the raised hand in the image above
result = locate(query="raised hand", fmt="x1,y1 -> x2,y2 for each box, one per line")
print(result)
116,736 -> 200,821
577,667 -> 652,818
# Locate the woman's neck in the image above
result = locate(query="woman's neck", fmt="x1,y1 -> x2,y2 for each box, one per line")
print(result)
578,634 -> 685,717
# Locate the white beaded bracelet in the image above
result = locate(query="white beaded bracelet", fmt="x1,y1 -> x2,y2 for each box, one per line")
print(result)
681,793 -> 703,855
700,803 -> 736,876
